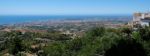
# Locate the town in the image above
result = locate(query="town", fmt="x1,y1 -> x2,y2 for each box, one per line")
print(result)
0,12 -> 150,56
0,0 -> 150,56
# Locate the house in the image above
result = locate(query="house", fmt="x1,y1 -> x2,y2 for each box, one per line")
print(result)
140,17 -> 150,26
132,12 -> 150,27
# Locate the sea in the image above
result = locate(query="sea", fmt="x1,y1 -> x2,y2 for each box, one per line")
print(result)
0,15 -> 132,25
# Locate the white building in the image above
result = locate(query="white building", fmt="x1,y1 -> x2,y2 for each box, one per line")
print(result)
132,12 -> 150,27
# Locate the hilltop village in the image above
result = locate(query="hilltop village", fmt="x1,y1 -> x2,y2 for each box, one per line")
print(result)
128,12 -> 150,27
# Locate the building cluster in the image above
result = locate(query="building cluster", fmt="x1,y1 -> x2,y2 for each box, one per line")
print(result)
130,12 -> 150,27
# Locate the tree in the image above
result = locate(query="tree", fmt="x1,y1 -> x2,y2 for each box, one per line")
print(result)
9,36 -> 25,55
86,27 -> 105,37
138,27 -> 150,41
121,28 -> 132,38
105,39 -> 147,56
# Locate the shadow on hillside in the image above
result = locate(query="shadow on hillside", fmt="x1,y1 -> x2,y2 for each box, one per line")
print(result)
105,39 -> 147,56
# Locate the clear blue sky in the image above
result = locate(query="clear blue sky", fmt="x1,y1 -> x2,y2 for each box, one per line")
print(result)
0,0 -> 149,15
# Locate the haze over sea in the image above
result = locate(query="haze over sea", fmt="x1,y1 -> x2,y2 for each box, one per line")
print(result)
0,15 -> 132,25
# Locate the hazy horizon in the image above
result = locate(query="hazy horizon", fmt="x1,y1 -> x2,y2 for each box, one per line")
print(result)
0,15 -> 132,25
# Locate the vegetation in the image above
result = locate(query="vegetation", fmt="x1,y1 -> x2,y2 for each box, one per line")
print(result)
0,26 -> 150,56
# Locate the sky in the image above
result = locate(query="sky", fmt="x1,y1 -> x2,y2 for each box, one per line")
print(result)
0,0 -> 150,15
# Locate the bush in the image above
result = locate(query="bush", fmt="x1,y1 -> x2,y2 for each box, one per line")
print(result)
138,27 -> 150,41
86,27 -> 105,37
105,39 -> 147,56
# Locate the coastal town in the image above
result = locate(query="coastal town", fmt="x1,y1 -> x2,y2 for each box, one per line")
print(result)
1,12 -> 150,37
0,0 -> 150,56
0,12 -> 150,56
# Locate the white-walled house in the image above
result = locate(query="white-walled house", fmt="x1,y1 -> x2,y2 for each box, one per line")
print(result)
140,18 -> 150,26
132,12 -> 150,27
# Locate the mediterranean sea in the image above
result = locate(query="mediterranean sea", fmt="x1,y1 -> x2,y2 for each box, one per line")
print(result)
0,15 -> 132,25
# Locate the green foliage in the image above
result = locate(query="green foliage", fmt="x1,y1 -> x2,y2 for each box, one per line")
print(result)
42,42 -> 68,56
86,27 -> 105,37
76,33 -> 121,56
9,36 -> 26,55
41,27 -> 123,56
121,28 -> 132,34
121,27 -> 132,38
105,39 -> 147,56
138,27 -> 150,41
1,27 -> 150,56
